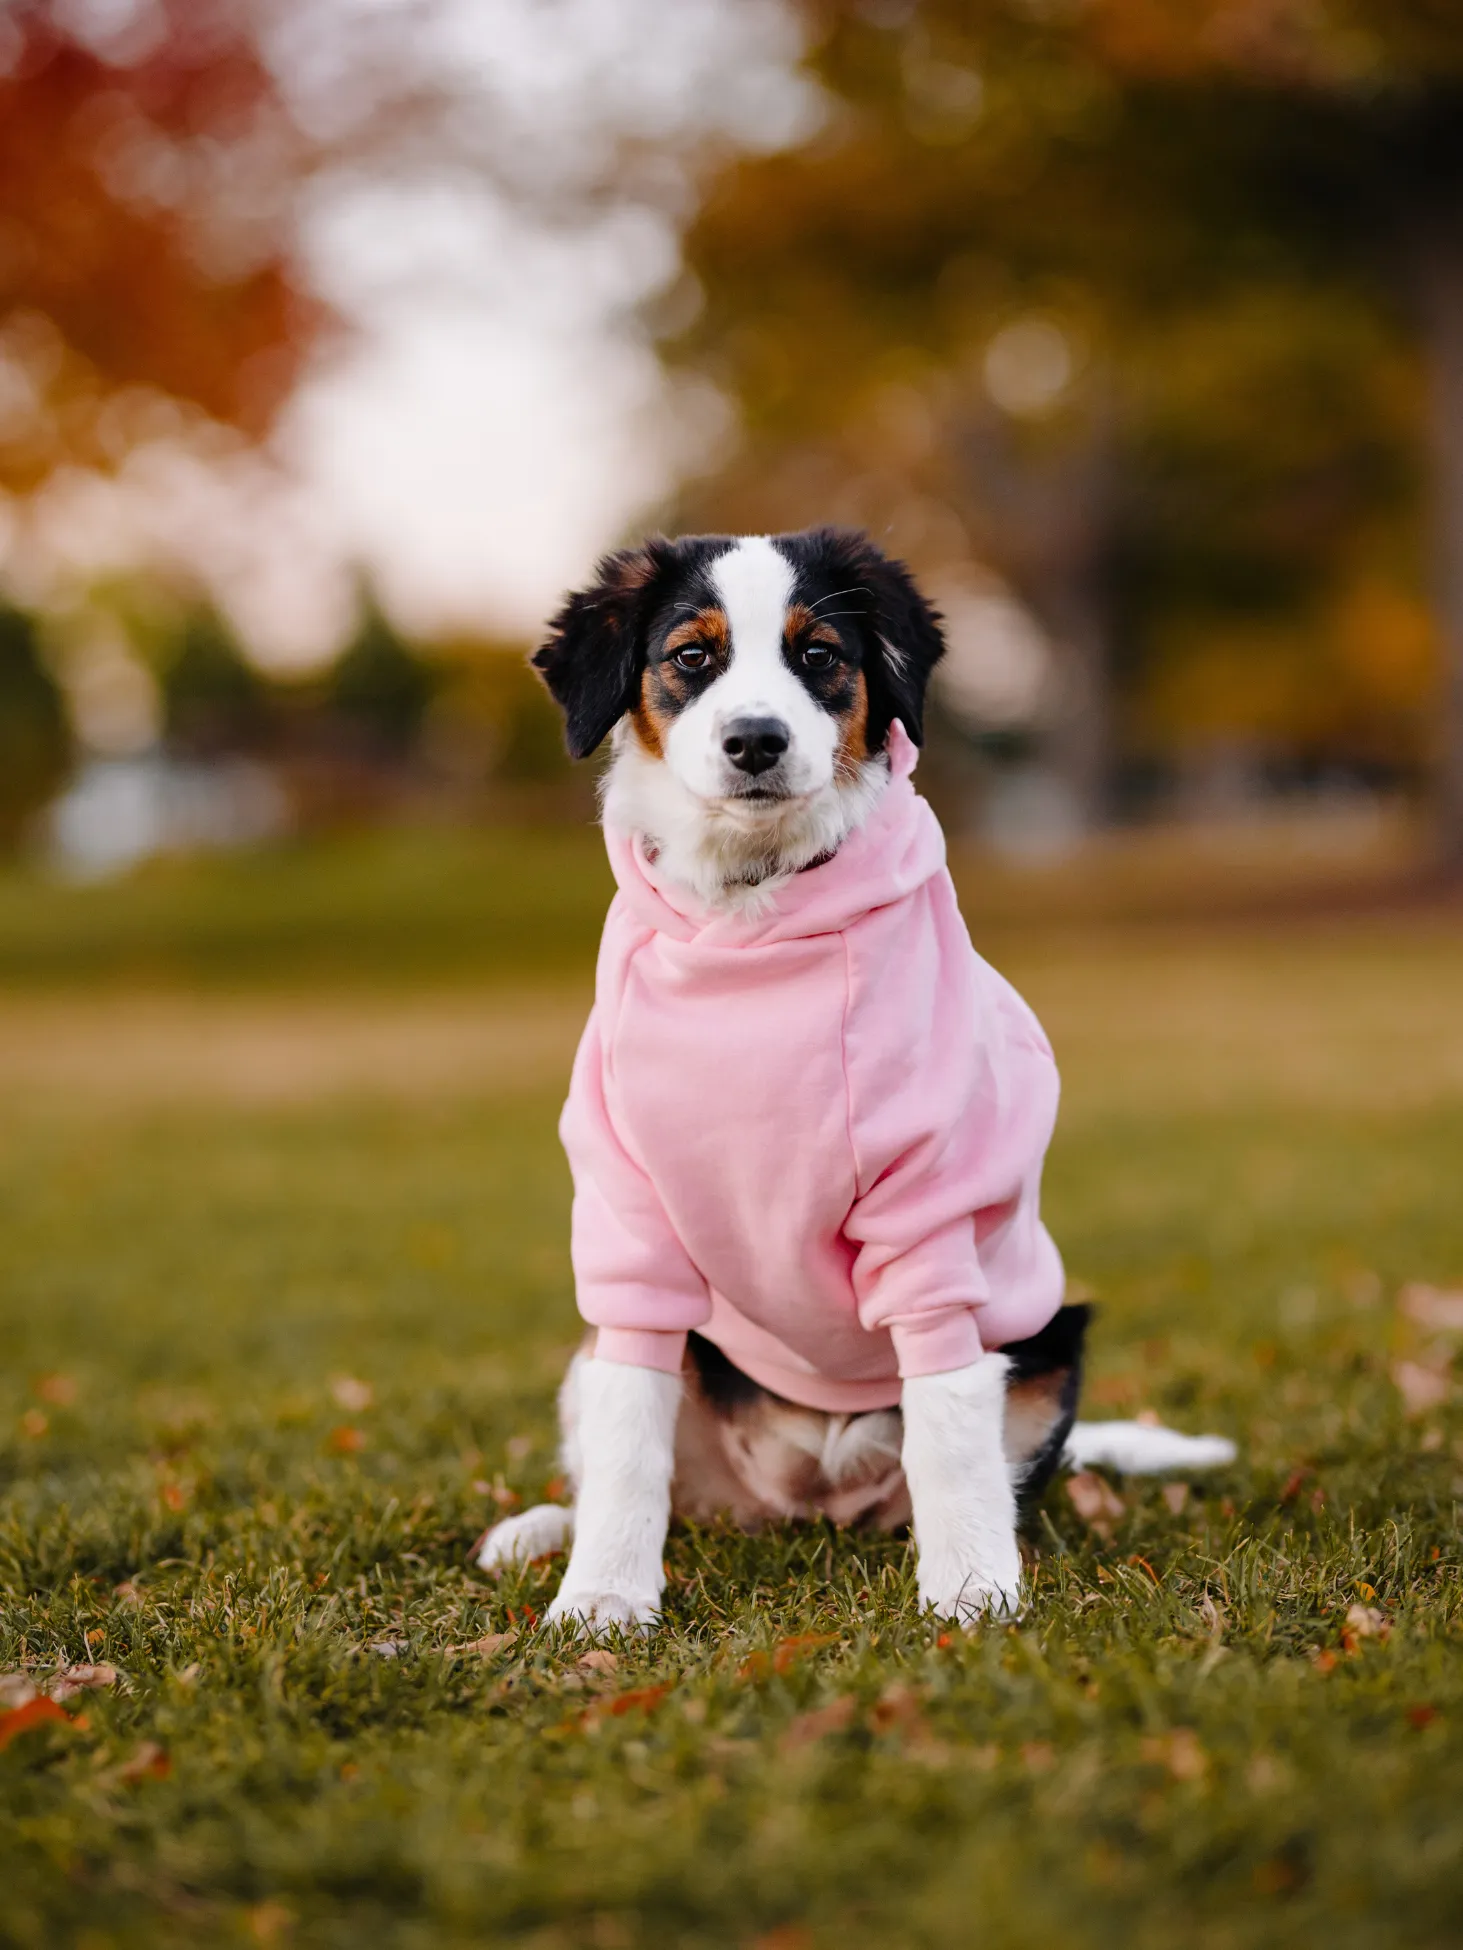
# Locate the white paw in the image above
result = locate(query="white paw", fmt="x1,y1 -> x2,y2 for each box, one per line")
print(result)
918,1544 -> 1024,1626
474,1503 -> 573,1573
544,1583 -> 661,1635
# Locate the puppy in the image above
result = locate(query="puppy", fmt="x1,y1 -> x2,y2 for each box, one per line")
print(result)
479,528 -> 1234,1629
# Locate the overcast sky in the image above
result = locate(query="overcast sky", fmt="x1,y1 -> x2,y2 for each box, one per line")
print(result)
10,0 -> 816,664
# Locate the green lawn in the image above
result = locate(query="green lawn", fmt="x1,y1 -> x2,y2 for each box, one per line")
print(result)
1,832 -> 1461,1949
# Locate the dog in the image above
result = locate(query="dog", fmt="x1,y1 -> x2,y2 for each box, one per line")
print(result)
478,527 -> 1235,1630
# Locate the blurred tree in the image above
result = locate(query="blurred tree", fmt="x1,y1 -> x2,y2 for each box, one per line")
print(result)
0,0 -> 333,492
0,601 -> 69,848
327,589 -> 437,761
158,603 -> 270,757
662,0 -> 1460,848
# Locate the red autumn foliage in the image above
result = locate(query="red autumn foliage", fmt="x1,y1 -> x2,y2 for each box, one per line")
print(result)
0,0 -> 330,491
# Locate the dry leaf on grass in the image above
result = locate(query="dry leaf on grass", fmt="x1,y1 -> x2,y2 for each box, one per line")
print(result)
577,1649 -> 619,1676
779,1695 -> 856,1753
0,1696 -> 77,1749
739,1633 -> 839,1681
1141,1728 -> 1208,1782
327,1425 -> 366,1455
117,1740 -> 171,1783
1397,1284 -> 1463,1332
1067,1471 -> 1125,1539
0,1673 -> 37,1709
446,1632 -> 516,1659
49,1664 -> 118,1703
35,1373 -> 77,1406
1161,1482 -> 1190,1516
1020,1741 -> 1056,1774
328,1375 -> 373,1413
1391,1361 -> 1451,1417
1341,1603 -> 1391,1650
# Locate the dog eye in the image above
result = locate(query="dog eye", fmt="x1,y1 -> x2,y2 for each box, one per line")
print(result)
801,643 -> 837,669
673,646 -> 710,670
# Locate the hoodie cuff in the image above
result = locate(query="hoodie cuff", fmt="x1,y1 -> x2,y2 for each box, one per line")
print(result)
889,1308 -> 985,1379
593,1326 -> 688,1375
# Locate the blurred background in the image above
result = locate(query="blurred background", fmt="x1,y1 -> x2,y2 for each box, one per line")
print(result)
2,0 -> 1462,900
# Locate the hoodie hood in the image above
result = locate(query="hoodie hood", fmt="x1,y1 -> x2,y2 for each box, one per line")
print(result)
604,720 -> 946,948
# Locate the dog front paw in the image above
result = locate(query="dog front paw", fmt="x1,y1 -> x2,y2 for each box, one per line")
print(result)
917,1545 -> 1024,1626
474,1503 -> 573,1573
545,1582 -> 661,1635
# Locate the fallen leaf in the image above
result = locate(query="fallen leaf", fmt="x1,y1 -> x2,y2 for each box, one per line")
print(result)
0,1673 -> 36,1709
1397,1284 -> 1463,1332
779,1695 -> 856,1752
1161,1482 -> 1190,1516
1141,1728 -> 1208,1781
367,1640 -> 405,1658
739,1633 -> 839,1681
1311,1648 -> 1339,1674
577,1649 -> 619,1676
113,1582 -> 142,1606
1067,1471 -> 1125,1539
1406,1703 -> 1438,1730
49,1664 -> 118,1703
329,1375 -> 373,1413
1391,1361 -> 1451,1417
327,1425 -> 366,1455
1278,1464 -> 1310,1504
247,1900 -> 294,1944
446,1632 -> 516,1659
1020,1740 -> 1055,1773
1342,1603 -> 1390,1646
0,1696 -> 74,1749
35,1373 -> 77,1406
576,1684 -> 672,1729
505,1434 -> 535,1462
751,1928 -> 813,1950
19,1409 -> 47,1439
160,1481 -> 188,1513
117,1740 -> 171,1783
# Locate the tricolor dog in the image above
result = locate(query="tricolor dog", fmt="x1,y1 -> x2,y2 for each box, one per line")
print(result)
479,527 -> 1234,1629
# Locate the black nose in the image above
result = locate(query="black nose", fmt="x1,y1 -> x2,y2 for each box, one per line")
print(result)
721,716 -> 790,777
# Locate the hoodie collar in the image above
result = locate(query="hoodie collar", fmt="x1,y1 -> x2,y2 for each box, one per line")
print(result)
603,721 -> 946,947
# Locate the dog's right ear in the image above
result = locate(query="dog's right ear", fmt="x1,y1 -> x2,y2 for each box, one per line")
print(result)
533,540 -> 675,758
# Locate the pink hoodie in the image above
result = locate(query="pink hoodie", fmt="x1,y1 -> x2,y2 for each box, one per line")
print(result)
561,726 -> 1065,1413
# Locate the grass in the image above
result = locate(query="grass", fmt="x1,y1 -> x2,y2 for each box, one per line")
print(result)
1,829 -> 1461,1949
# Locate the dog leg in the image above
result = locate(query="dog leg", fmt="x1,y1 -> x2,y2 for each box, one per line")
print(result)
544,1357 -> 680,1635
902,1353 -> 1022,1625
475,1502 -> 574,1573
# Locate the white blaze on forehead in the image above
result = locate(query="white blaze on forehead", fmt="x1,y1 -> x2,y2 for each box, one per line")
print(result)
708,537 -> 795,684
660,531 -> 839,803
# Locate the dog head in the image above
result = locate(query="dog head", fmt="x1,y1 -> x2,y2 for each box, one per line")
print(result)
533,528 -> 945,902
534,527 -> 945,794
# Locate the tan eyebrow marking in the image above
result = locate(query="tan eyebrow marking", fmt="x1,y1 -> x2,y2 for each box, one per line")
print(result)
664,607 -> 729,655
785,602 -> 843,649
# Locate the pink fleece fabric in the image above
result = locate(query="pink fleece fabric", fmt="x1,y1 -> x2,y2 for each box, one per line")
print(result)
561,724 -> 1065,1413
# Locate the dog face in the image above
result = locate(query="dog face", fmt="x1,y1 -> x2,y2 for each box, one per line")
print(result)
533,527 -> 945,801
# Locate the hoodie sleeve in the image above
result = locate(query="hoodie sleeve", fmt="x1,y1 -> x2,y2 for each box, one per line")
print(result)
559,1008 -> 711,1373
841,900 -> 1064,1379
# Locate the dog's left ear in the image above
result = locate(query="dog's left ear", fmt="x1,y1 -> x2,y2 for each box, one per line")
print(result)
533,539 -> 676,758
803,529 -> 946,749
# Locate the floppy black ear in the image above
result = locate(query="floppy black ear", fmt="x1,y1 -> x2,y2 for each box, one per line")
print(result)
801,528 -> 946,749
533,539 -> 675,758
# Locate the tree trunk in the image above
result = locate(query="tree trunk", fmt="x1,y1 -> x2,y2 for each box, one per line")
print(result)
958,397 -> 1118,833
1415,204 -> 1463,876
